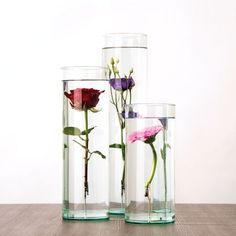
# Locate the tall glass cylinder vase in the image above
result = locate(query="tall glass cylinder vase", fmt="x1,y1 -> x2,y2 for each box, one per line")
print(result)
125,103 -> 175,224
62,67 -> 109,220
102,33 -> 148,214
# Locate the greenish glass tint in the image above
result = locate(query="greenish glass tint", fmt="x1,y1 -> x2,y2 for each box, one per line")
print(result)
62,67 -> 109,220
125,103 -> 175,224
102,33 -> 148,215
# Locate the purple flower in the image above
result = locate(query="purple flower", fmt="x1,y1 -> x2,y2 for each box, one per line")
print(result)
109,77 -> 135,91
121,110 -> 138,119
159,118 -> 167,129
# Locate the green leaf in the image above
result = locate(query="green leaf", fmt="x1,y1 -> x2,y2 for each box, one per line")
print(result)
63,127 -> 81,136
109,143 -> 122,149
89,107 -> 101,113
64,144 -> 68,148
80,126 -> 96,135
91,150 -> 106,159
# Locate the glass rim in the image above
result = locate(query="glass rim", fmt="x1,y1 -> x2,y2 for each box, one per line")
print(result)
61,66 -> 108,71
61,66 -> 108,81
62,79 -> 108,82
126,103 -> 176,108
103,33 -> 147,48
103,32 -> 147,38
125,103 -> 175,118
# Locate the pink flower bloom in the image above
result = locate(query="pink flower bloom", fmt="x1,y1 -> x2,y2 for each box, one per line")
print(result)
128,125 -> 163,143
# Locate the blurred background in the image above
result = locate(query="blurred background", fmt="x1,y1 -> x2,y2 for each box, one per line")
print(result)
0,0 -> 235,203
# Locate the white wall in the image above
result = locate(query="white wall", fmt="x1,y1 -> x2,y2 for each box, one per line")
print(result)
0,0 -> 235,203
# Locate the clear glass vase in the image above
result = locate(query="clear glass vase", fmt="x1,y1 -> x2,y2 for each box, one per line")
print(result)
62,66 -> 109,220
125,103 -> 175,224
102,33 -> 148,215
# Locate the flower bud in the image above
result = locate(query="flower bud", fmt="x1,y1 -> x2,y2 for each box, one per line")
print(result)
110,57 -> 115,65
114,67 -> 119,74
107,65 -> 112,78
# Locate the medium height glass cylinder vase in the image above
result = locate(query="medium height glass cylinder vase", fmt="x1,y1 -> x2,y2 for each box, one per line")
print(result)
125,103 -> 175,224
102,33 -> 148,214
62,66 -> 109,220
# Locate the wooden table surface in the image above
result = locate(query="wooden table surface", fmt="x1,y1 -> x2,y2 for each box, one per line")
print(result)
0,204 -> 235,236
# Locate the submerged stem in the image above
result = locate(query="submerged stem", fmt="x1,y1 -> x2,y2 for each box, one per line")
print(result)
121,157 -> 125,209
129,89 -> 132,104
164,157 -> 167,209
120,98 -> 125,197
109,62 -> 132,205
84,109 -> 89,199
163,130 -> 167,210
145,142 -> 157,197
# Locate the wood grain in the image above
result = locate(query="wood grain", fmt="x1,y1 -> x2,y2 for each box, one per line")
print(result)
0,204 -> 235,236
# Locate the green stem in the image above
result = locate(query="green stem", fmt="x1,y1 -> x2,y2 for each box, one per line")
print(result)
109,85 -> 115,106
129,89 -> 132,104
163,130 -> 167,209
163,157 -> 167,209
73,140 -> 87,150
120,91 -> 125,197
124,87 -> 128,102
109,61 -> 128,199
121,162 -> 125,197
84,109 -> 89,198
121,126 -> 125,196
121,90 -> 125,104
111,90 -> 122,127
109,83 -> 125,198
145,142 -> 157,197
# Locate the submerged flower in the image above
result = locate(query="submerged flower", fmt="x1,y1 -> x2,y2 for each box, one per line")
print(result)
121,110 -> 138,119
128,125 -> 163,144
159,118 -> 167,129
64,88 -> 104,111
109,77 -> 135,91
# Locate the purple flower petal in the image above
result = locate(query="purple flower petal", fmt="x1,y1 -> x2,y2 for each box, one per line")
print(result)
110,77 -> 135,91
121,110 -> 138,119
159,118 -> 167,129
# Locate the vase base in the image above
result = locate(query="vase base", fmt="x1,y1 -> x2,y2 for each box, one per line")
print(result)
109,208 -> 125,215
125,211 -> 175,224
63,209 -> 109,221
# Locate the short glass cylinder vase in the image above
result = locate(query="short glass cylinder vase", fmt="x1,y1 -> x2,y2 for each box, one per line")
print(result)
62,66 -> 109,220
102,33 -> 148,215
125,103 -> 175,224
